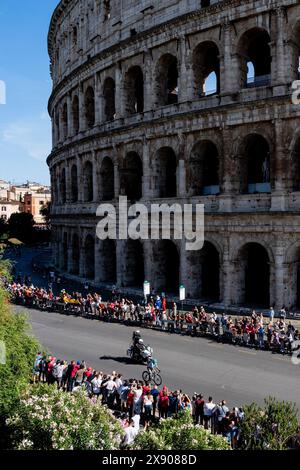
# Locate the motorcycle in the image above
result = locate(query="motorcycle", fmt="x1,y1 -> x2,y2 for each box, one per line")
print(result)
127,343 -> 153,363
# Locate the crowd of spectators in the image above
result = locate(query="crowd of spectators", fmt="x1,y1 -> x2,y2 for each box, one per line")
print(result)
8,280 -> 300,356
32,352 -> 244,448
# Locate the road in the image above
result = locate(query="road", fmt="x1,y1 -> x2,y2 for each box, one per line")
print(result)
22,307 -> 300,412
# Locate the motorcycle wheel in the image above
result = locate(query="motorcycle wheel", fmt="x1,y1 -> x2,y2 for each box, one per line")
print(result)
153,372 -> 162,386
142,370 -> 151,382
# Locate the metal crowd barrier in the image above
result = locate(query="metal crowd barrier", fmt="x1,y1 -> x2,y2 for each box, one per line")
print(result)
11,295 -> 300,355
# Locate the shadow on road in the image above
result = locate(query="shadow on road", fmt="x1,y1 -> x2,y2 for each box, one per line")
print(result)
99,355 -> 135,365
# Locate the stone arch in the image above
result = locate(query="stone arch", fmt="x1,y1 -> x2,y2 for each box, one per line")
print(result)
237,27 -> 271,89
84,234 -> 95,280
71,164 -> 78,202
62,102 -> 68,139
188,140 -> 220,196
72,95 -> 79,134
186,239 -> 221,300
285,241 -> 300,309
122,239 -> 145,288
152,147 -> 177,198
97,239 -> 117,283
71,233 -> 80,275
233,242 -> 272,307
154,240 -> 180,294
84,86 -> 95,128
155,53 -> 179,107
236,133 -> 271,194
60,168 -> 66,204
83,160 -> 94,202
62,232 -> 68,271
100,157 -> 114,201
124,66 -> 144,115
103,77 -> 116,121
120,152 -> 143,201
192,41 -> 220,97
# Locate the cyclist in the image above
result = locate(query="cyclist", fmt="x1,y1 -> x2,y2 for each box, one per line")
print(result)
147,356 -> 160,373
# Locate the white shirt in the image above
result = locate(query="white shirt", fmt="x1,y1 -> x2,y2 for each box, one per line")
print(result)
123,426 -> 136,445
204,402 -> 216,416
105,379 -> 116,391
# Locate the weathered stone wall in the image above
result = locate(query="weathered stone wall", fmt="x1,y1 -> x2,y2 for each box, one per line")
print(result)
48,0 -> 300,310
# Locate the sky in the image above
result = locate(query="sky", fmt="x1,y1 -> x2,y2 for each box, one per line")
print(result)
0,0 -> 59,185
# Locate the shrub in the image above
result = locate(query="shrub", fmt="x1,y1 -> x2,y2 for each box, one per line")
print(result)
239,397 -> 299,450
132,411 -> 230,450
6,384 -> 124,450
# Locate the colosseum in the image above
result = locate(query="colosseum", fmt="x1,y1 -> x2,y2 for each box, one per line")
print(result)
48,0 -> 300,311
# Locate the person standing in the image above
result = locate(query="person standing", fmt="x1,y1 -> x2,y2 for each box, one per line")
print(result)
203,396 -> 216,431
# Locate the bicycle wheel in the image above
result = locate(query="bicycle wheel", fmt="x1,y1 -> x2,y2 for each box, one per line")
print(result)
153,372 -> 162,386
142,370 -> 151,382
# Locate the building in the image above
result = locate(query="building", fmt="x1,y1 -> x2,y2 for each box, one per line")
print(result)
0,200 -> 22,221
23,190 -> 51,224
48,0 -> 300,310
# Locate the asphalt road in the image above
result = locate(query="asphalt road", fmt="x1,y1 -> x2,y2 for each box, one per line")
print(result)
23,307 -> 300,412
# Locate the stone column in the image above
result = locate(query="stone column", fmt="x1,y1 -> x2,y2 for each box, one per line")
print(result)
95,73 -> 103,125
66,93 -> 72,137
222,241 -> 233,307
78,83 -> 85,132
94,238 -> 101,284
65,163 -> 71,203
143,50 -> 153,112
273,242 -> 286,310
67,232 -> 73,273
273,7 -> 287,85
271,119 -> 288,211
179,238 -> 187,295
79,234 -> 85,278
220,20 -> 233,95
178,36 -> 188,102
177,133 -> 186,197
115,64 -> 123,119
143,240 -> 152,284
116,240 -> 124,287
142,138 -> 151,199
92,150 -> 98,202
77,156 -> 84,202
219,126 -> 235,212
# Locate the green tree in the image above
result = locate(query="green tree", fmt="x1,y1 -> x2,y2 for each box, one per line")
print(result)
6,385 -> 124,450
40,201 -> 51,229
240,397 -> 299,450
7,212 -> 35,243
0,259 -> 39,447
132,411 -> 230,450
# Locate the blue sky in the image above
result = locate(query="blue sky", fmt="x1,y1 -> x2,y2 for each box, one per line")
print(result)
0,0 -> 59,185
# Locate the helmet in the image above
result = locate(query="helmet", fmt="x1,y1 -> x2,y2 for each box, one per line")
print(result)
139,339 -> 144,344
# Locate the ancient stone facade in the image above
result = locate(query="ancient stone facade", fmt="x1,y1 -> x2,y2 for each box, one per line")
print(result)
48,0 -> 300,310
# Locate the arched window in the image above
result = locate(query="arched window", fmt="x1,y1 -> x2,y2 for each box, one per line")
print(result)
238,134 -> 271,194
122,240 -> 144,287
153,147 -> 177,198
62,103 -> 68,139
188,141 -> 220,196
100,157 -> 114,201
238,28 -> 271,88
83,161 -> 94,202
71,164 -> 78,202
60,168 -> 66,204
120,152 -> 143,201
124,66 -> 144,115
154,240 -> 180,293
103,77 -> 116,121
84,235 -> 95,279
71,234 -> 80,275
155,54 -> 179,107
72,95 -> 79,134
193,41 -> 220,97
85,86 -> 95,128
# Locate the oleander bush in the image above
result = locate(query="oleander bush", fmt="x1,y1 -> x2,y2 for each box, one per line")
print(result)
239,397 -> 299,450
133,411 -> 230,450
6,384 -> 124,450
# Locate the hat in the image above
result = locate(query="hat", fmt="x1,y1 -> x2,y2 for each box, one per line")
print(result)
77,361 -> 81,365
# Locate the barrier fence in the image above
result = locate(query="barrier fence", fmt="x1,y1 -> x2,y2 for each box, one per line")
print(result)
12,295 -> 300,356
